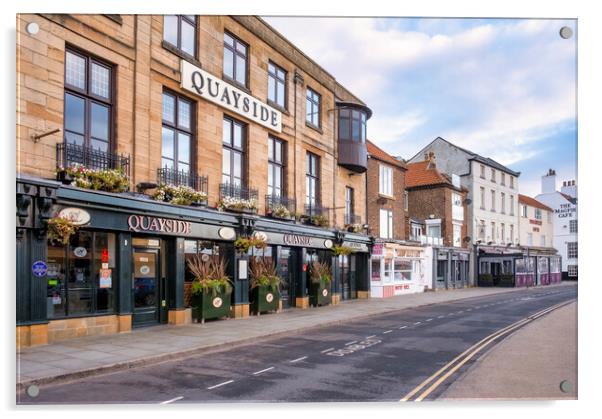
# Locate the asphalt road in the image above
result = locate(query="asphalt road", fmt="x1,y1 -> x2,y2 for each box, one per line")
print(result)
20,284 -> 577,404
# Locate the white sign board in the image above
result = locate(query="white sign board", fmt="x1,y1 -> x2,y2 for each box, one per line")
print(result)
180,60 -> 282,132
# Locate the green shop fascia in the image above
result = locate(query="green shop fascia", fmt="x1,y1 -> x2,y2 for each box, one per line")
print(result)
16,176 -> 372,339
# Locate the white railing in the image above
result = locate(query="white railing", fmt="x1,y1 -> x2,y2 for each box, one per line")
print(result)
420,236 -> 443,245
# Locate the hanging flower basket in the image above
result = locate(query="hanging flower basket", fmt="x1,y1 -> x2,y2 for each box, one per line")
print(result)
46,216 -> 79,246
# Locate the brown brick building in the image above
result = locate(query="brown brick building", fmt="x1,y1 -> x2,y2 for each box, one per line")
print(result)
16,14 -> 372,347
405,153 -> 469,248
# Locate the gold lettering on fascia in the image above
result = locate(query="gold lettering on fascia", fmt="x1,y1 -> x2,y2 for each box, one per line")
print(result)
282,234 -> 312,246
128,215 -> 191,235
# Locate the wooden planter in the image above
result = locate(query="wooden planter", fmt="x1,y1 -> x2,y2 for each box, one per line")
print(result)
251,286 -> 280,314
309,278 -> 332,307
191,290 -> 232,323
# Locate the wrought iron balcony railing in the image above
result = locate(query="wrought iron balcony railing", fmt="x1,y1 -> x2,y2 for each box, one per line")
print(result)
56,142 -> 130,176
219,183 -> 259,213
265,194 -> 296,220
303,203 -> 330,228
344,213 -> 361,226
157,167 -> 208,194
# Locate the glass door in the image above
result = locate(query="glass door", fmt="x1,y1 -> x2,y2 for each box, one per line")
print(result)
132,248 -> 160,326
278,247 -> 297,309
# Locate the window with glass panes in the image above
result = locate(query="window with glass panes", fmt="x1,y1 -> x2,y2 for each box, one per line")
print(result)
163,15 -> 197,57
306,87 -> 321,127
345,187 -> 354,223
223,32 -> 248,86
63,48 -> 112,152
306,152 -> 320,208
379,209 -> 393,239
268,136 -> 285,197
338,108 -> 367,142
567,242 -> 578,258
268,62 -> 286,109
222,116 -> 246,186
570,220 -> 578,233
379,164 -> 393,196
161,91 -> 194,175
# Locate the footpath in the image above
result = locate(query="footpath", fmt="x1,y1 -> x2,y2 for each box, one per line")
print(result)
441,299 -> 577,400
17,282 -> 574,390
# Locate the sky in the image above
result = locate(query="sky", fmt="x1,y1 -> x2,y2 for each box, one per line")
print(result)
263,17 -> 577,197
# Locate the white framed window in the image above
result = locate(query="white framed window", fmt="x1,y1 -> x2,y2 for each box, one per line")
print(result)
500,223 -> 505,242
490,221 -> 496,241
379,164 -> 393,196
480,164 -> 485,179
404,190 -> 409,211
534,208 -> 542,220
510,176 -> 514,189
541,235 -> 546,247
568,265 -> 578,277
510,195 -> 515,215
478,220 -> 486,240
510,224 -> 514,243
452,192 -> 463,221
521,204 -> 528,217
379,209 -> 393,239
527,232 -> 533,246
411,223 -> 422,240
480,187 -> 485,209
491,168 -> 496,182
500,192 -> 505,214
567,242 -> 578,259
426,220 -> 441,238
453,223 -> 462,247
501,172 -> 506,186
570,220 -> 577,233
490,190 -> 496,212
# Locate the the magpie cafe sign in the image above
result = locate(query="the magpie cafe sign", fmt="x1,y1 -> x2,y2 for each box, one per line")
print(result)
180,60 -> 282,132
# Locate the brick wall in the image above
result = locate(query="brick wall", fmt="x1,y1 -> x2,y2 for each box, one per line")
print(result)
366,157 -> 407,239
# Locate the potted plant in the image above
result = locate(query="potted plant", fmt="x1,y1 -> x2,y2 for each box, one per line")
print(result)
234,235 -> 267,255
218,196 -> 258,213
269,203 -> 295,221
478,273 -> 494,287
249,258 -> 281,315
309,260 -> 332,307
310,214 -> 329,228
187,254 -> 233,324
46,215 -> 79,245
56,164 -> 130,193
152,184 -> 208,206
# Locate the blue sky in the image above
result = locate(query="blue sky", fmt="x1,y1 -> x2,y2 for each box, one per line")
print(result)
264,17 -> 577,197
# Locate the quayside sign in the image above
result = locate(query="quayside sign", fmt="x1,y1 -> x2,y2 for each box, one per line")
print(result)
180,60 -> 282,132
128,215 -> 191,235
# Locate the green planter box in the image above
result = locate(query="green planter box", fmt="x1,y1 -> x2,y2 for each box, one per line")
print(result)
478,274 -> 494,287
309,279 -> 332,307
498,274 -> 515,287
191,290 -> 232,323
251,286 -> 280,314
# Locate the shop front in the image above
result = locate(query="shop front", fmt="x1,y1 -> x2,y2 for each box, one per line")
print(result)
370,241 -> 426,298
476,245 -> 524,287
430,247 -> 471,290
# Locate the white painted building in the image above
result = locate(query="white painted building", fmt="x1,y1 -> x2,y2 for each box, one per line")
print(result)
535,169 -> 578,279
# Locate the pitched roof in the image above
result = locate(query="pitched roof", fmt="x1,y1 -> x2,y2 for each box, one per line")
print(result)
410,136 -> 521,177
366,140 -> 406,169
405,160 -> 454,188
518,194 -> 553,212
559,192 -> 577,204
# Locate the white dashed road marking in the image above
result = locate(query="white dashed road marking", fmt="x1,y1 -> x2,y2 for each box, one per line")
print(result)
345,341 -> 357,346
321,347 -> 335,353
252,367 -> 274,375
437,315 -> 445,319
366,335 -> 376,339
399,326 -> 407,329
207,380 -> 234,390
383,330 -> 393,334
289,356 -> 308,363
414,321 -> 422,325
425,318 -> 433,322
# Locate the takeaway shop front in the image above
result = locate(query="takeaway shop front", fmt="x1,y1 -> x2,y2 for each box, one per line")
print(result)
430,246 -> 471,290
370,241 -> 426,298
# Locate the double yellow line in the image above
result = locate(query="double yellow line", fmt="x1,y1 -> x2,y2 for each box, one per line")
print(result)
400,299 -> 576,402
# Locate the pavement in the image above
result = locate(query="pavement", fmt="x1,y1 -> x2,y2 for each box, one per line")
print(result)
16,282 -> 575,393
440,300 -> 578,400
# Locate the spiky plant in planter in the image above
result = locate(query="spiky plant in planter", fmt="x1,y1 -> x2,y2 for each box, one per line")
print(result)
309,260 -> 332,307
187,255 -> 233,323
249,258 -> 282,314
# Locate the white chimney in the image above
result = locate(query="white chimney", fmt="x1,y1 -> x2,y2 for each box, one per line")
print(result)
541,169 -> 556,194
560,179 -> 577,198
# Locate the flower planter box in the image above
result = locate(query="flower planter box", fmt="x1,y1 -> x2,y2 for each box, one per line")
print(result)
251,286 -> 280,314
191,290 -> 232,323
223,206 -> 257,214
269,213 -> 295,222
190,200 -> 208,207
478,274 -> 494,287
57,171 -> 73,185
309,279 -> 331,307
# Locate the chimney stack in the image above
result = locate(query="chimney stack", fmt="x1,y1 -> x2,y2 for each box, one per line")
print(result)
560,179 -> 577,198
541,168 -> 556,194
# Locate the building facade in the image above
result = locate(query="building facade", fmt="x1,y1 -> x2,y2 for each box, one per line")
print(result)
405,153 -> 471,289
16,14 -> 373,347
535,169 -> 578,280
365,141 -> 427,297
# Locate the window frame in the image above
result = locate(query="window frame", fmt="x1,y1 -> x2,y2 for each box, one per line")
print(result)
569,219 -> 578,233
379,164 -> 393,197
223,31 -> 249,88
267,136 -> 286,197
567,242 -> 578,259
162,15 -> 198,59
306,87 -> 321,129
306,151 -> 320,207
222,115 -> 247,186
338,108 -> 367,143
267,61 -> 287,110
379,209 -> 393,239
63,47 -> 114,153
345,186 -> 355,222
161,89 -> 196,175
490,189 -> 496,212
491,168 -> 496,182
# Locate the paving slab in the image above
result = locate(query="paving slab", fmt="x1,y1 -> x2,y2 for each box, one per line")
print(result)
16,282 -> 574,390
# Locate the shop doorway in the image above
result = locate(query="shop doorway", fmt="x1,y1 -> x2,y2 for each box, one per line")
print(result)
278,247 -> 298,309
340,255 -> 357,300
132,247 -> 165,326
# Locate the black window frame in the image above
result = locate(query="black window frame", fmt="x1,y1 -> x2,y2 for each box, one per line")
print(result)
161,90 -> 196,176
222,115 -> 247,187
345,186 -> 354,222
268,136 -> 286,197
306,151 -> 320,207
223,31 -> 249,88
306,87 -> 321,129
163,15 -> 198,59
267,61 -> 287,111
63,47 -> 114,153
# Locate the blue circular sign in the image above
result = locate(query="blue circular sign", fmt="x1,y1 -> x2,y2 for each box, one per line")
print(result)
32,260 -> 48,278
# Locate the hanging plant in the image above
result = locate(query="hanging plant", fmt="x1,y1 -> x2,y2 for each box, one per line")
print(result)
331,244 -> 354,256
234,236 -> 267,253
46,216 -> 79,246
